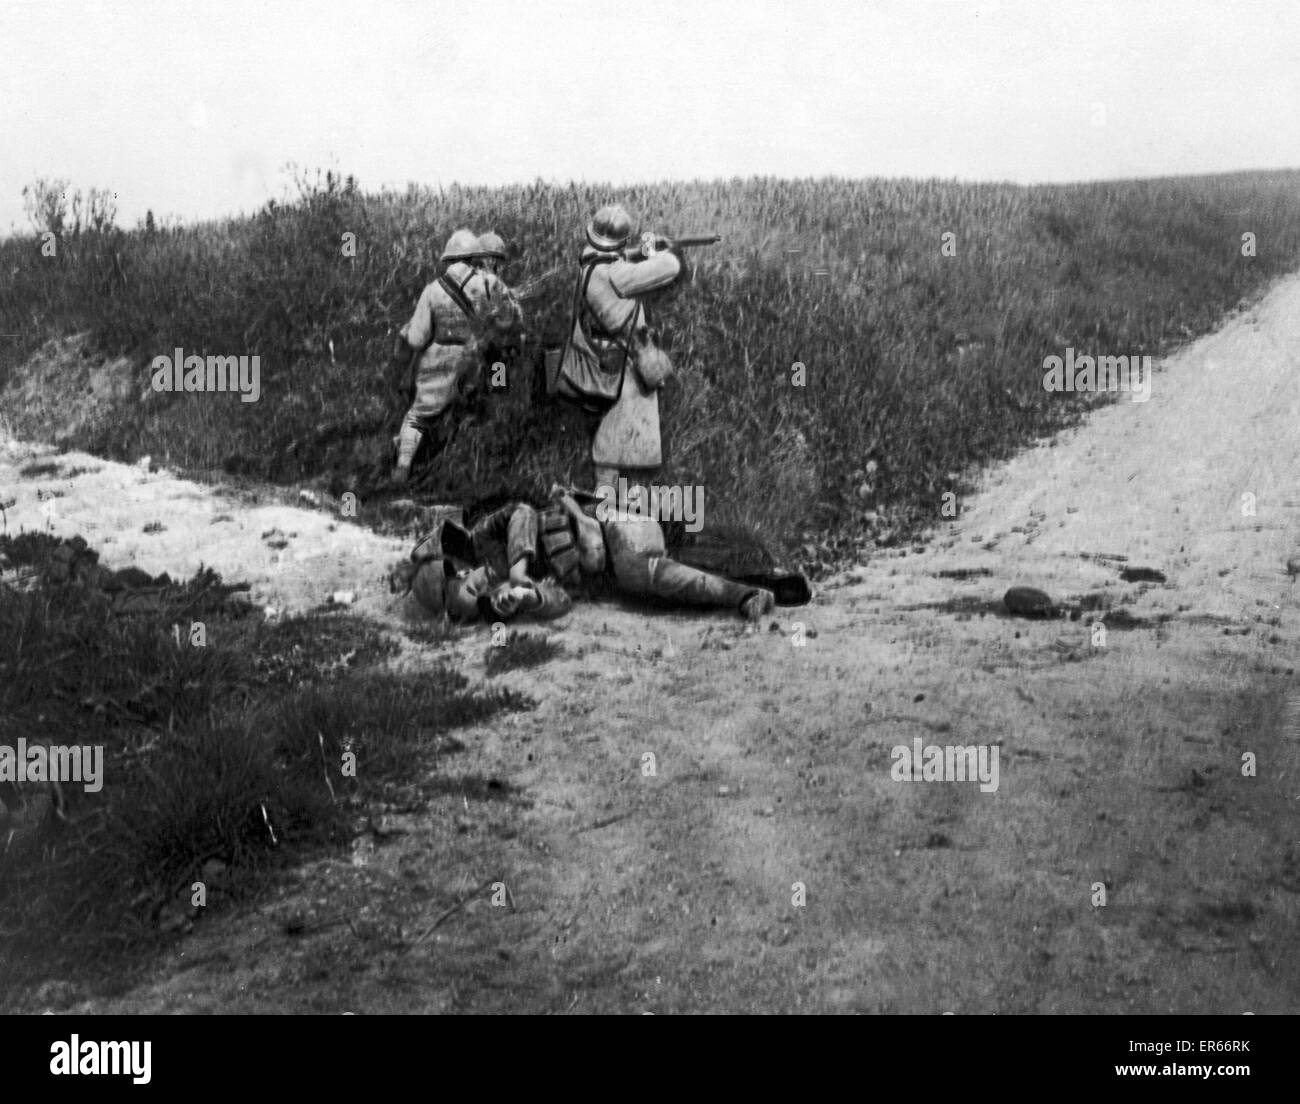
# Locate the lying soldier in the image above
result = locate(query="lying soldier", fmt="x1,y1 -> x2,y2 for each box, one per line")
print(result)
389,491 -> 807,623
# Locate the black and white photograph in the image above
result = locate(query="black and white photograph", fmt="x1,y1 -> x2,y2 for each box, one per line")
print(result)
1,0 -> 1297,1052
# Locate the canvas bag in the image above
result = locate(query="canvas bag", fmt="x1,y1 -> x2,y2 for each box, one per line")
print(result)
549,262 -> 636,412
630,326 -> 674,390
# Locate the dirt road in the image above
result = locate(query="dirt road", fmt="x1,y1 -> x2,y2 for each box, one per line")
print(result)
4,275 -> 1300,1013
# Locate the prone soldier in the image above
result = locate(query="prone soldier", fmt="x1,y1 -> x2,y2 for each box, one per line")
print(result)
389,490 -> 783,623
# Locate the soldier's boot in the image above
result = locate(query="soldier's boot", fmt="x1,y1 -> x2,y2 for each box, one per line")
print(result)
391,425 -> 423,485
739,588 -> 776,622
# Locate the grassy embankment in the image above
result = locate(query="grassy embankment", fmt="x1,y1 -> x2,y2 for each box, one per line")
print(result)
5,169 -> 1300,562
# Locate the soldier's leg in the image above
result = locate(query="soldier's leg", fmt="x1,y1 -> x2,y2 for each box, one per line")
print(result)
505,503 -> 541,583
393,408 -> 425,484
605,516 -> 771,615
643,556 -> 771,613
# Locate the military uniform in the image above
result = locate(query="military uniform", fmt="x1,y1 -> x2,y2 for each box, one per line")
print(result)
418,499 -> 771,621
578,205 -> 683,489
471,231 -> 526,396
392,230 -> 523,480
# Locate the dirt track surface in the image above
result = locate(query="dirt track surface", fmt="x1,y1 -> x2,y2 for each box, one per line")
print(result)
4,277 -> 1300,1013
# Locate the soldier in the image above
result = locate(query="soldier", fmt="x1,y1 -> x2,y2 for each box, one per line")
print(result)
469,230 -> 526,400
389,490 -> 780,623
390,228 -> 523,485
578,204 -> 684,493
474,230 -> 508,277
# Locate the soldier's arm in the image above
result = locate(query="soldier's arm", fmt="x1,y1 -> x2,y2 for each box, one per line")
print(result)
403,286 -> 436,351
607,252 -> 683,298
505,504 -> 540,585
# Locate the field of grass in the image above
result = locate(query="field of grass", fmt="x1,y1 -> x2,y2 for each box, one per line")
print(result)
0,531 -> 532,995
4,169 -> 1300,561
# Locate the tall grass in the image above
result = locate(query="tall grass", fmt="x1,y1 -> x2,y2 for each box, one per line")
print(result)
4,168 -> 1300,554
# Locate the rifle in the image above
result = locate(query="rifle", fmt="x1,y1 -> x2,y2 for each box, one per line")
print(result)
628,233 -> 722,259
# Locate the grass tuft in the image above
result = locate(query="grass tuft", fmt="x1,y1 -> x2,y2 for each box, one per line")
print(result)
484,630 -> 565,677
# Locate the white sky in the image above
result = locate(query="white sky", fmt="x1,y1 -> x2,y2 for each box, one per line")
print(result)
2,0 -> 1298,233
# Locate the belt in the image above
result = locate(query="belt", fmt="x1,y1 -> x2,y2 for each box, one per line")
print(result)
434,337 -> 468,347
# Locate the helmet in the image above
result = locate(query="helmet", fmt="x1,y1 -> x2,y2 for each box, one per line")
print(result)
440,228 -> 480,263
586,204 -> 632,251
475,231 -> 507,260
410,559 -> 449,616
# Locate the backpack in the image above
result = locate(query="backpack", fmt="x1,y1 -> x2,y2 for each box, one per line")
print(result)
547,260 -> 638,413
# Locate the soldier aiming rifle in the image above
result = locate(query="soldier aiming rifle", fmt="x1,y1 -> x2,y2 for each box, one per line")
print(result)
553,204 -> 720,496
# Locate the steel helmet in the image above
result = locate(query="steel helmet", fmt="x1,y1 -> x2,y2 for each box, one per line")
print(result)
586,204 -> 632,251
440,228 -> 480,263
410,559 -> 449,616
475,231 -> 507,260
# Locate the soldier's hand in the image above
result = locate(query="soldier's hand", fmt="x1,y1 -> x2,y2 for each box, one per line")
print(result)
488,583 -> 521,618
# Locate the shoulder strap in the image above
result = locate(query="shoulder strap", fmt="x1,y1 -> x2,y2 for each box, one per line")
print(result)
574,261 -> 600,342
575,259 -> 640,361
438,272 -> 477,323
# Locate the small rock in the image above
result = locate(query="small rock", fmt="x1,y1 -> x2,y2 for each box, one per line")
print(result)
1004,585 -> 1056,618
717,785 -> 731,797
1119,566 -> 1167,584
330,590 -> 356,606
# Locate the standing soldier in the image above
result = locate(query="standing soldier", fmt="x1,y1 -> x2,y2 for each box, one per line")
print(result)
474,230 -> 509,277
390,228 -> 522,485
577,204 -> 684,495
470,231 -> 526,401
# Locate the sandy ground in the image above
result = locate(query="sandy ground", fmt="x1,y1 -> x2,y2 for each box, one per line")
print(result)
3,276 -> 1300,1013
